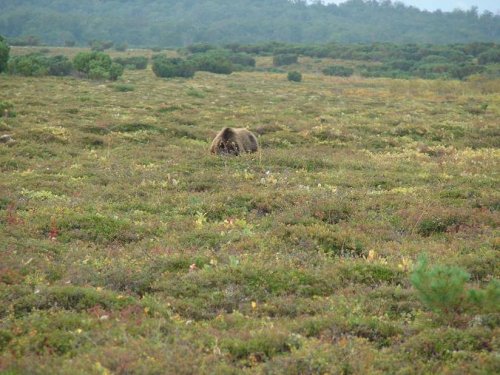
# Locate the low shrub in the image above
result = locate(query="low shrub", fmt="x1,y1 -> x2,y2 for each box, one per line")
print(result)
8,53 -> 49,76
322,65 -> 354,77
152,55 -> 195,78
410,256 -> 500,318
73,51 -> 123,80
112,83 -> 135,92
189,51 -> 233,74
287,71 -> 302,82
47,55 -> 73,76
411,256 -> 469,316
12,286 -> 134,316
273,53 -> 298,66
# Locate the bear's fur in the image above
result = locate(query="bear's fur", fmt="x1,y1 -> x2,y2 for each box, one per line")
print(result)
210,127 -> 259,156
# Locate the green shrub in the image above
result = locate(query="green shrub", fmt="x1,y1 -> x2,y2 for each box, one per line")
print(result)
8,53 -> 48,76
322,65 -> 354,77
73,51 -> 123,80
273,53 -> 298,66
189,51 -> 233,74
47,55 -> 73,76
411,256 -> 469,315
0,35 -> 9,73
108,62 -> 124,80
221,331 -> 295,361
152,55 -> 195,78
287,71 -> 302,82
113,56 -> 148,69
12,286 -> 134,315
478,48 -> 500,64
74,51 -> 111,74
7,53 -> 72,77
417,216 -> 460,236
467,279 -> 500,314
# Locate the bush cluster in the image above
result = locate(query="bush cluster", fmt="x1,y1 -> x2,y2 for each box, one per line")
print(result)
152,55 -> 195,78
73,51 -> 123,80
189,51 -> 233,74
8,54 -> 72,77
227,41 -> 499,80
6,51 -> 123,81
153,49 -> 255,78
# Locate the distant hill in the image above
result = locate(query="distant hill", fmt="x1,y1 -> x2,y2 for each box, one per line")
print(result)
0,0 -> 499,46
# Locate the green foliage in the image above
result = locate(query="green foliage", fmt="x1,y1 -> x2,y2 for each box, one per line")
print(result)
410,256 -> 470,315
0,48 -> 499,373
47,55 -> 73,76
287,71 -> 302,82
221,331 -> 295,361
73,51 -> 110,74
73,51 -> 123,80
8,53 -> 49,76
152,55 -> 195,78
113,56 -> 148,70
273,53 -> 298,66
478,47 -> 500,64
418,216 -> 460,236
467,280 -> 500,313
410,257 -> 499,319
0,35 -> 9,73
322,65 -> 354,77
13,53 -> 67,76
108,62 -> 124,81
189,51 -> 233,74
1,1 -> 499,46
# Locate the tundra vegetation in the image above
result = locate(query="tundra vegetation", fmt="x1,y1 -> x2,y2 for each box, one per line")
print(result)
0,45 -> 499,374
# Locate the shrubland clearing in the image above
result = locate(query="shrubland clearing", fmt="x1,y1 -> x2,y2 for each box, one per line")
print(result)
0,47 -> 499,374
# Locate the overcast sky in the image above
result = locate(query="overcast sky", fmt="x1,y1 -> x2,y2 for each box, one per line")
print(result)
322,1 -> 499,13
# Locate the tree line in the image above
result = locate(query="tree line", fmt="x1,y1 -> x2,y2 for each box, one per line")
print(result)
0,0 -> 498,47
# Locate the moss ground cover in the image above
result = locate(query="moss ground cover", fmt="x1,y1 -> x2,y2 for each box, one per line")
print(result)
0,47 -> 498,374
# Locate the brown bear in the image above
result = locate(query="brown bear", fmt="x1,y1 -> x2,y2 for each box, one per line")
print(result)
210,127 -> 259,156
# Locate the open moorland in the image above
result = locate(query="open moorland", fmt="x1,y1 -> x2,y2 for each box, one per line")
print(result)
0,47 -> 499,374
